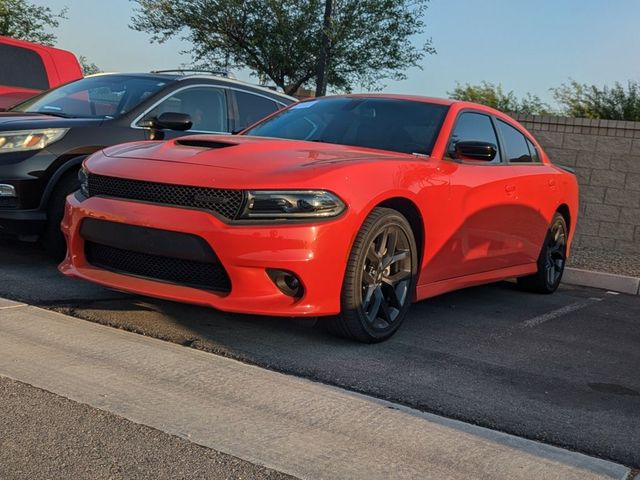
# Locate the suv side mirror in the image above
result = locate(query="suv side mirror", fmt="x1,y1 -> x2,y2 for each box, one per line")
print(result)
452,141 -> 497,162
152,112 -> 193,131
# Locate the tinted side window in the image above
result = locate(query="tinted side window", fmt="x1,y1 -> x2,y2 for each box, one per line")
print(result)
235,92 -> 279,130
139,87 -> 229,132
448,112 -> 501,162
526,138 -> 540,163
497,120 -> 532,163
0,44 -> 48,90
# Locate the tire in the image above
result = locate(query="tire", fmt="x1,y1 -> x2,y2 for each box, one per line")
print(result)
517,212 -> 568,294
41,171 -> 80,259
325,207 -> 418,343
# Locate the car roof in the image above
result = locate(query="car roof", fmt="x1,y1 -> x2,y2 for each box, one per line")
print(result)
85,72 -> 296,102
306,94 -> 518,120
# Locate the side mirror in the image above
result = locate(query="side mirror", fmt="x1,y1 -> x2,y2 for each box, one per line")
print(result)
452,141 -> 497,162
151,112 -> 193,131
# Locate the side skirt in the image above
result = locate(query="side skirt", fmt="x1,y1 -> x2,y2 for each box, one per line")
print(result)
415,263 -> 537,301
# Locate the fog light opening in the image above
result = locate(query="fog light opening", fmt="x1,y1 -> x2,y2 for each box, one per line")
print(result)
267,269 -> 304,298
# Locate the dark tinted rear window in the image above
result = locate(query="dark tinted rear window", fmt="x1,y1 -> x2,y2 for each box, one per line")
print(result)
496,119 -> 532,163
0,44 -> 48,90
235,91 -> 279,130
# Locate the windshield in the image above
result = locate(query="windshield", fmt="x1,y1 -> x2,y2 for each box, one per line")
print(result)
244,97 -> 448,155
11,75 -> 169,119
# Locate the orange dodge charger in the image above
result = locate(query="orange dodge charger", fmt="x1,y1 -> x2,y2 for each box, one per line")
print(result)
60,95 -> 579,342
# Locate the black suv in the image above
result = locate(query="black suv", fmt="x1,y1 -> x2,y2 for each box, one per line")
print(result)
0,71 -> 295,255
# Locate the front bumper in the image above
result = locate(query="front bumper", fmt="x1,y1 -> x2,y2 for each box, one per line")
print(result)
0,148 -> 58,236
59,194 -> 355,317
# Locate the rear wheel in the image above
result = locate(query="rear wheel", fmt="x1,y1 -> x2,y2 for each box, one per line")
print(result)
325,207 -> 418,343
517,212 -> 568,294
41,171 -> 79,260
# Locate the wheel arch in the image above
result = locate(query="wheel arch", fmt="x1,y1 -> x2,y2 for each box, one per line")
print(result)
556,203 -> 571,233
39,155 -> 87,210
375,196 -> 425,265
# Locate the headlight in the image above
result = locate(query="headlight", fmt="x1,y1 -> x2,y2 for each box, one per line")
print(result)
78,166 -> 89,197
0,128 -> 69,153
239,190 -> 346,220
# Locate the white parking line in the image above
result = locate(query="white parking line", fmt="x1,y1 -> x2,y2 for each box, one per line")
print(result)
522,297 -> 603,328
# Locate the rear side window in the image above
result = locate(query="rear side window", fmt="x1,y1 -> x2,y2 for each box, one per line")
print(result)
235,91 -> 279,130
0,44 -> 48,90
496,120 -> 532,163
448,112 -> 501,162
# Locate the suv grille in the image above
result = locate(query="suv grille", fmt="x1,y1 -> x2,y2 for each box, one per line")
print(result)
87,174 -> 245,221
0,197 -> 18,209
85,241 -> 232,293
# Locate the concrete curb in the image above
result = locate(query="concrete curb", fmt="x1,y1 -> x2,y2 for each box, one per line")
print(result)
563,267 -> 640,295
0,302 -> 631,480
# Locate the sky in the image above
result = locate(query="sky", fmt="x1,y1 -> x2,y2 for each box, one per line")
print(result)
31,0 -> 640,105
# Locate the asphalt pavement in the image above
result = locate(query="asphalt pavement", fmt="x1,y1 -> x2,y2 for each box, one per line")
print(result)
1,238 -> 639,468
0,376 -> 292,480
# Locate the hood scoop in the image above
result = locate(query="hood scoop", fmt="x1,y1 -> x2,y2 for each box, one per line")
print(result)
175,138 -> 238,149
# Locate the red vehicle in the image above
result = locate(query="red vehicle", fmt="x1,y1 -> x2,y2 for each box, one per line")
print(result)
60,95 -> 579,342
0,36 -> 82,110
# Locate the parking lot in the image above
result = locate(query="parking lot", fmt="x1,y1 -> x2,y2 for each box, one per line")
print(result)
1,238 -> 639,468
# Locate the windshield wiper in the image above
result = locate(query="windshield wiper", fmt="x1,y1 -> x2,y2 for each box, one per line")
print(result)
35,111 -> 76,118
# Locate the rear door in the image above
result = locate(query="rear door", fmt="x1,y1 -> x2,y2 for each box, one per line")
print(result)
494,119 -> 562,263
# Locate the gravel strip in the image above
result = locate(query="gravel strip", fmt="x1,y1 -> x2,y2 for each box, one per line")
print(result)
569,245 -> 640,278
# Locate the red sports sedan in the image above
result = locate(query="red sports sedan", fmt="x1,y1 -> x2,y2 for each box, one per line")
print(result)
60,95 -> 578,342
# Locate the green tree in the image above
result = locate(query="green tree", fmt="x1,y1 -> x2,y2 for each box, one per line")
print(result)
0,0 -> 67,46
79,55 -> 102,76
448,81 -> 551,115
130,0 -> 435,96
552,79 -> 640,121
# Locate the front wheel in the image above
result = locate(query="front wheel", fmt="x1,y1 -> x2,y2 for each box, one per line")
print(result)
517,212 -> 568,294
325,207 -> 418,343
41,171 -> 79,260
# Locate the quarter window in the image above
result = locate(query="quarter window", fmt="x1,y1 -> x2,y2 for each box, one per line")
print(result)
138,87 -> 229,132
526,138 -> 540,163
448,112 -> 501,163
496,120 -> 533,163
235,91 -> 279,130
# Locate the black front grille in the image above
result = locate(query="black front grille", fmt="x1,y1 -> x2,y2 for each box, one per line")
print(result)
87,174 -> 245,221
85,241 -> 231,293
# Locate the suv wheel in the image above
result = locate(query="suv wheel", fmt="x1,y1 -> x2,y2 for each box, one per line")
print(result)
41,171 -> 79,259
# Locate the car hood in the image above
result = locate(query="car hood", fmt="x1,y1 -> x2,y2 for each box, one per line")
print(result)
102,135 -> 414,172
0,112 -> 104,130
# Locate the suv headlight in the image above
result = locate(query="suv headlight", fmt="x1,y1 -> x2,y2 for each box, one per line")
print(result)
0,128 -> 69,153
239,190 -> 346,220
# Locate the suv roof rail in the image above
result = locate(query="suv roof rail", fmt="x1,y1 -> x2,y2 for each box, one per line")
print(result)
150,69 -> 234,78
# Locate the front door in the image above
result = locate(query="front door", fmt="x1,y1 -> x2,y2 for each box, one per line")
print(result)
432,111 -> 526,280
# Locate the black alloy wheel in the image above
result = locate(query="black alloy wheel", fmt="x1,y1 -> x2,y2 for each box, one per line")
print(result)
518,212 -> 568,294
327,207 -> 418,343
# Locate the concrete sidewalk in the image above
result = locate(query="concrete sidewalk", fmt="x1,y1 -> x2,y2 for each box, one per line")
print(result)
0,299 -> 631,480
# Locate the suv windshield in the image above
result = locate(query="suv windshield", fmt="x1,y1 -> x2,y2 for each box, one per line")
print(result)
244,97 -> 448,155
11,75 -> 169,119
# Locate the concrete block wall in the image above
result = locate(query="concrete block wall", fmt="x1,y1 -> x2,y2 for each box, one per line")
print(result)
512,114 -> 640,253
